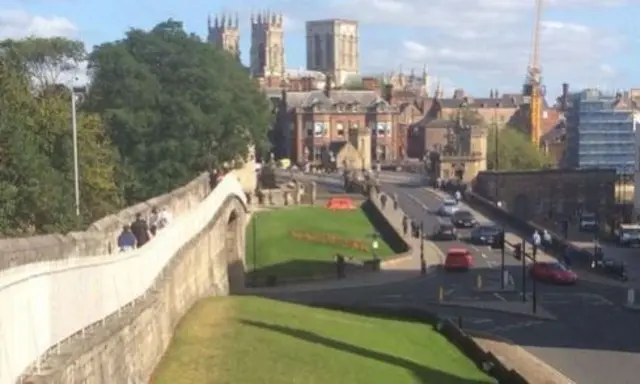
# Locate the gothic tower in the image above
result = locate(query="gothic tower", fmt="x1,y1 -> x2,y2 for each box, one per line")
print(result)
250,11 -> 285,78
207,13 -> 240,60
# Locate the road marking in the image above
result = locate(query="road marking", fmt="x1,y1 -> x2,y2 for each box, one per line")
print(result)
494,293 -> 507,302
444,289 -> 455,296
470,318 -> 493,325
481,253 -> 488,259
407,193 -> 430,211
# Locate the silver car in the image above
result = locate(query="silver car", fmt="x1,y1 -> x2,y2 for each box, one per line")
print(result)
437,199 -> 459,216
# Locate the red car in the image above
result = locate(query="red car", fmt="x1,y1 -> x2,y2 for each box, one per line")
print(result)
529,262 -> 577,284
444,248 -> 474,271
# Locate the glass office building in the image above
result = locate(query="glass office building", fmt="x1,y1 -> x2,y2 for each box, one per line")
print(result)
565,89 -> 636,175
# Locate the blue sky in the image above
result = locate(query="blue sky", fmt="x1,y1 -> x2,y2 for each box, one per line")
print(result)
1,0 -> 638,99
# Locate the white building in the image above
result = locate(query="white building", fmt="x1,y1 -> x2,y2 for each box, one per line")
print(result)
305,19 -> 359,86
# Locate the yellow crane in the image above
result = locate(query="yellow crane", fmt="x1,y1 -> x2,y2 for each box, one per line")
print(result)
523,0 -> 544,146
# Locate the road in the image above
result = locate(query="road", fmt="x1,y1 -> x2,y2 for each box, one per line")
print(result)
265,171 -> 640,384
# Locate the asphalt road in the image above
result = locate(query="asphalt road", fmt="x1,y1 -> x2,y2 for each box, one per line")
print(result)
263,172 -> 640,384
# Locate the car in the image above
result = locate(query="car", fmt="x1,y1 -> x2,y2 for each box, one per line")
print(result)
437,199 -> 459,217
431,222 -> 458,241
529,262 -> 577,284
578,212 -> 598,232
469,225 -> 502,245
444,247 -> 474,271
616,224 -> 640,247
451,210 -> 476,228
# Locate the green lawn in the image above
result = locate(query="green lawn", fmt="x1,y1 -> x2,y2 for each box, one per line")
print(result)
245,206 -> 395,280
152,296 -> 495,384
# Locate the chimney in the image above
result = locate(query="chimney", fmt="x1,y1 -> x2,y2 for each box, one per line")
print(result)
561,83 -> 569,111
383,83 -> 393,104
453,88 -> 465,99
490,89 -> 494,98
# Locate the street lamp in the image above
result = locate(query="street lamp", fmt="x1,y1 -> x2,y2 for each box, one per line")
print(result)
419,221 -> 426,275
68,85 -> 86,217
493,103 -> 506,289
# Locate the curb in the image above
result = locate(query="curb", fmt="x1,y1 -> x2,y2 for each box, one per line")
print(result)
428,301 -> 557,321
472,287 -> 518,294
465,330 -> 577,384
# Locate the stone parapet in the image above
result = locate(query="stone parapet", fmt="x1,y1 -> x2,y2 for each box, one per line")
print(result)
0,166 -> 259,272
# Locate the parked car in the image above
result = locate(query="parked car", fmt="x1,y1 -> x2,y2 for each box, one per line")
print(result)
578,212 -> 598,232
616,224 -> 640,247
452,210 -> 476,228
431,222 -> 458,241
529,262 -> 577,285
444,247 -> 474,271
469,225 -> 502,245
437,199 -> 459,217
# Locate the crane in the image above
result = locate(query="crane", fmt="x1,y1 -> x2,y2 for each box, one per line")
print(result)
523,0 -> 544,147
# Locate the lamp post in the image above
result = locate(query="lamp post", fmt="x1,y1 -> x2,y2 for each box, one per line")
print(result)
493,103 -> 506,289
420,221 -> 426,275
68,85 -> 87,217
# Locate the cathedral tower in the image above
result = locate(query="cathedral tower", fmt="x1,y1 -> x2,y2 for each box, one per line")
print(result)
207,13 -> 240,60
250,11 -> 285,78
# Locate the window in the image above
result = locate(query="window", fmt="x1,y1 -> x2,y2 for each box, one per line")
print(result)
376,122 -> 391,136
313,122 -> 326,137
313,147 -> 323,161
306,121 -> 313,137
336,122 -> 345,136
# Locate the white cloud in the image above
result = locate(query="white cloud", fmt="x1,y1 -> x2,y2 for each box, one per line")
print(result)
319,0 -> 629,96
0,9 -> 87,86
0,9 -> 77,38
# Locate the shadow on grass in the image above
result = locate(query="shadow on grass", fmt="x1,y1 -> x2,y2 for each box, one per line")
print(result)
241,319 -> 492,384
247,259 -> 376,287
361,200 -> 409,254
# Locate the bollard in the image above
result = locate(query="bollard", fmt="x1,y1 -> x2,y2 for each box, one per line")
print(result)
439,286 -> 444,302
458,316 -> 463,329
627,288 -> 635,306
476,274 -> 482,289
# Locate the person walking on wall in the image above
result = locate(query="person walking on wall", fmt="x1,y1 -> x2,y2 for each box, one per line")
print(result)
131,213 -> 151,247
148,207 -> 160,236
117,225 -> 137,252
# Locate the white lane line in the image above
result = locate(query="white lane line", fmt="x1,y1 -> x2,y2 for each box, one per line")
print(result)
444,289 -> 455,296
481,253 -> 488,259
470,318 -> 493,325
407,193 -> 430,211
494,293 -> 507,302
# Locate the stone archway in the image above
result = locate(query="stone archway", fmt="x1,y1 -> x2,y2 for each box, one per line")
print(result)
225,209 -> 245,293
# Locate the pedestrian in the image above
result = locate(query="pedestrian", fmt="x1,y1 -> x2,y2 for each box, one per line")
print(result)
402,215 -> 408,236
454,190 -> 462,202
532,230 -> 541,258
148,207 -> 160,236
157,207 -> 172,230
130,213 -> 151,247
542,229 -> 552,249
117,225 -> 137,252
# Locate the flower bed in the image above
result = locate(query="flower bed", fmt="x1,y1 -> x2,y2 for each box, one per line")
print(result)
289,231 -> 369,251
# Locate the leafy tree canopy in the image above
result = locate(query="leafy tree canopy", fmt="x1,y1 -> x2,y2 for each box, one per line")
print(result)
0,37 -> 121,235
0,36 -> 85,89
85,20 -> 272,203
487,126 -> 553,171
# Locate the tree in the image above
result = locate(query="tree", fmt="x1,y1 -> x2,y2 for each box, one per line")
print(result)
0,38 -> 122,234
84,20 -> 272,203
0,58 -> 74,234
487,126 -> 553,170
0,37 -> 86,89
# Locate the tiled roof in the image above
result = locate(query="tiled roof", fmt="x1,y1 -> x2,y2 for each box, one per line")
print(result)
282,90 -> 386,109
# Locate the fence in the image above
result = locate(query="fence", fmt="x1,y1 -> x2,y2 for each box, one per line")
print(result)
0,174 -> 246,384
